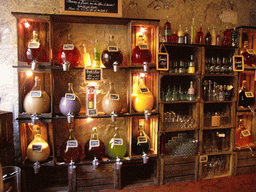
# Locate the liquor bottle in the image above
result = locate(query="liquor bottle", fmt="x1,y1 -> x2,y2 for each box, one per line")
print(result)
207,80 -> 213,101
196,25 -> 203,44
183,27 -> 189,44
178,60 -> 185,73
25,31 -> 46,65
188,55 -> 195,73
27,126 -> 50,162
177,25 -> 184,44
222,27 -> 231,46
60,129 -> 82,163
131,35 -> 152,64
202,80 -> 208,101
23,76 -> 50,115
171,85 -> 178,101
235,119 -> 254,148
215,57 -> 221,74
83,44 -> 91,67
107,127 -> 127,159
238,80 -> 254,107
93,39 -> 101,68
218,85 -> 225,101
101,35 -> 123,69
101,82 -> 122,115
132,124 -> 151,155
84,127 -> 105,161
164,16 -> 171,43
240,41 -> 256,66
187,81 -> 196,101
58,34 -> 81,67
205,27 -> 212,45
131,76 -> 154,112
170,30 -> 178,43
216,30 -> 222,46
191,18 -> 196,44
231,27 -> 240,47
211,26 -> 217,45
59,83 -> 81,116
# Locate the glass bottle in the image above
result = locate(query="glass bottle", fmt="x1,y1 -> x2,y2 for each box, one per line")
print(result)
177,25 -> 184,44
205,27 -> 212,45
164,16 -> 171,43
218,85 -> 225,101
191,18 -> 196,44
240,41 -> 256,66
202,80 -> 208,101
59,83 -> 81,116
187,81 -> 195,101
207,80 -> 213,101
131,77 -> 154,112
178,60 -> 185,73
235,119 -> 253,148
27,126 -> 50,162
231,27 -> 240,47
84,127 -> 105,161
93,39 -> 101,68
132,124 -> 151,155
107,127 -> 127,159
216,30 -> 222,46
102,82 -> 122,115
60,129 -> 82,163
178,85 -> 185,101
23,76 -> 50,115
222,27 -> 231,46
171,30 -> 178,43
184,27 -> 189,44
211,26 -> 217,45
25,31 -> 47,65
101,35 -> 123,68
171,85 -> 178,101
239,80 -> 254,107
83,44 -> 91,67
58,34 -> 81,67
131,35 -> 152,64
196,25 -> 203,44
188,55 -> 195,73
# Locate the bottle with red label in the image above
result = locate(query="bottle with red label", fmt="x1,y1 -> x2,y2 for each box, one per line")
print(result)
58,34 -> 81,67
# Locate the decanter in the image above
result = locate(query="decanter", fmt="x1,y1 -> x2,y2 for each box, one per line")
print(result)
235,119 -> 254,148
132,124 -> 151,155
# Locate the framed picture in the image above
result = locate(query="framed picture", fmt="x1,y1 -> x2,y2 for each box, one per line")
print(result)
60,0 -> 122,17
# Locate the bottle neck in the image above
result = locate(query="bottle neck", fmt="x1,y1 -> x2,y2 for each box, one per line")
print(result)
31,31 -> 39,43
91,128 -> 99,140
67,34 -> 72,44
32,76 -> 41,91
67,83 -> 74,93
108,35 -> 116,47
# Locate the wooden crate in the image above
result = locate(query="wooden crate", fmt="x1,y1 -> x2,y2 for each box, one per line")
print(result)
236,150 -> 256,175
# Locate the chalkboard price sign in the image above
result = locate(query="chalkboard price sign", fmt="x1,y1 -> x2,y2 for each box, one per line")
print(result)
85,68 -> 102,82
156,52 -> 169,71
61,0 -> 122,17
200,155 -> 208,162
233,55 -> 244,71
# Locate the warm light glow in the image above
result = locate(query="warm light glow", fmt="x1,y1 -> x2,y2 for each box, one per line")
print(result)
24,20 -> 30,28
88,82 -> 97,87
139,73 -> 147,78
86,117 -> 93,122
26,71 -> 33,77
140,26 -> 146,33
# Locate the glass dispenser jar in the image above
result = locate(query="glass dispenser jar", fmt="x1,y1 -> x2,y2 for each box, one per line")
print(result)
132,124 -> 151,155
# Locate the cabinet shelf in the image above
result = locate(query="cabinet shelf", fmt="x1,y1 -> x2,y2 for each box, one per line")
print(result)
201,126 -> 234,130
161,43 -> 238,49
160,100 -> 199,104
159,72 -> 200,76
201,151 -> 232,156
163,127 -> 198,132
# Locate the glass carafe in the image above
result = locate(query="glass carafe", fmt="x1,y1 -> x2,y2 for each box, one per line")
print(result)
132,124 -> 151,155
25,31 -> 46,65
60,129 -> 82,163
235,119 -> 254,148
107,127 -> 127,159
84,127 -> 105,160
23,76 -> 50,114
27,126 -> 50,162
101,35 -> 123,69
131,77 -> 154,112
59,83 -> 81,116
58,34 -> 81,67
239,80 -> 254,107
102,83 -> 122,115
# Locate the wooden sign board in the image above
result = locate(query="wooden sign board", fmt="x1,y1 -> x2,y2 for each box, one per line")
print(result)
199,155 -> 208,162
233,55 -> 244,71
60,0 -> 122,17
85,68 -> 102,82
156,52 -> 169,71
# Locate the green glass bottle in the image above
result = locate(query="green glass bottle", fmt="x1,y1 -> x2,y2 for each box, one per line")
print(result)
107,127 -> 127,159
93,39 -> 101,68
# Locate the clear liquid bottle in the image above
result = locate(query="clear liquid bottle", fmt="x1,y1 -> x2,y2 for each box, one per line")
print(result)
84,127 -> 105,161
93,39 -> 101,68
132,124 -> 151,155
187,81 -> 195,101
216,30 -> 222,46
107,127 -> 127,159
164,16 -> 171,43
60,129 -> 82,163
23,76 -> 50,115
27,126 -> 50,162
58,34 -> 81,67
205,27 -> 212,45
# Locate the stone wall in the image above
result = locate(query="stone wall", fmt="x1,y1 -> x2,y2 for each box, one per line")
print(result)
0,0 -> 255,163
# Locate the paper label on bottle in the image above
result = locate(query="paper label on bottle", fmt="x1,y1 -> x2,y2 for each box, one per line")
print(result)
31,91 -> 42,98
245,91 -> 254,98
67,140 -> 78,148
28,42 -> 40,49
188,66 -> 195,73
140,88 -> 149,93
241,130 -> 251,137
108,46 -> 118,52
188,88 -> 194,95
139,45 -> 149,50
110,94 -> 119,100
137,136 -> 147,143
63,44 -> 74,50
113,138 -> 123,145
218,133 -> 225,138
90,140 -> 100,148
247,49 -> 256,54
65,93 -> 76,100
32,144 -> 42,152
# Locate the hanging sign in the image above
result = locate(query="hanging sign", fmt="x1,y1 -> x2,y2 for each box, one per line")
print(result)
156,52 -> 169,71
233,55 -> 244,71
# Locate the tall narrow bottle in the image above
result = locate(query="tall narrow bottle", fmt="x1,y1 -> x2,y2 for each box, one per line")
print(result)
211,26 -> 217,45
177,25 -> 184,44
93,39 -> 101,68
184,27 -> 189,44
191,18 -> 196,44
216,30 -> 222,46
222,27 -> 231,46
60,129 -> 82,163
164,16 -> 171,43
196,25 -> 203,44
239,80 -> 254,107
188,55 -> 195,73
205,27 -> 212,45
231,27 -> 240,47
23,76 -> 50,115
187,81 -> 196,101
58,34 -> 81,67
